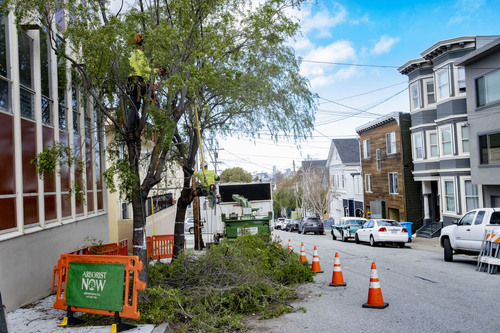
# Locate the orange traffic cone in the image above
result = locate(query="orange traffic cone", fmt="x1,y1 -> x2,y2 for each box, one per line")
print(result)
311,246 -> 323,273
287,239 -> 293,253
299,243 -> 307,263
362,262 -> 388,309
329,252 -> 346,287
277,235 -> 282,248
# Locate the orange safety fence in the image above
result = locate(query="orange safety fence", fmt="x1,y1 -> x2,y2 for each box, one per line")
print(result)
146,234 -> 186,260
66,239 -> 129,256
52,254 -> 146,320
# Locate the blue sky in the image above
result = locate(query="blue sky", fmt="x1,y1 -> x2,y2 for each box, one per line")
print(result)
216,0 -> 500,174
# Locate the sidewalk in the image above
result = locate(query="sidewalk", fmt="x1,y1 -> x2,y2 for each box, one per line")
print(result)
408,235 -> 441,253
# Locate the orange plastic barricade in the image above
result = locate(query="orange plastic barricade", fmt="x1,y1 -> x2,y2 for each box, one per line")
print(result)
119,239 -> 128,255
147,234 -> 174,260
52,254 -> 146,322
67,246 -> 90,255
89,242 -> 119,255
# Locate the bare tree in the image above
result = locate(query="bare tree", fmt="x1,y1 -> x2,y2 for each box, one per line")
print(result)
300,166 -> 336,218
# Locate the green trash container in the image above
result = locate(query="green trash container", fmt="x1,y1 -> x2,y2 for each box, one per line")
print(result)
399,222 -> 413,242
222,213 -> 271,239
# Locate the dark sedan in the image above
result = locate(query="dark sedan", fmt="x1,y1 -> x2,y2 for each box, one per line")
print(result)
285,219 -> 299,232
298,217 -> 324,235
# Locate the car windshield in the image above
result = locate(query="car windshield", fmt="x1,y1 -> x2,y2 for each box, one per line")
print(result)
307,218 -> 320,222
348,220 -> 365,225
378,220 -> 400,227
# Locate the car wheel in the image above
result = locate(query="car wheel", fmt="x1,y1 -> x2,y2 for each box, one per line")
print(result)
397,242 -> 405,248
332,231 -> 337,240
370,235 -> 377,247
355,234 -> 360,244
443,238 -> 453,262
189,227 -> 194,234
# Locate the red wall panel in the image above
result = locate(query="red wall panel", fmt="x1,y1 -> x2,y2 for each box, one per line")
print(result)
42,126 -> 56,192
21,119 -> 38,194
61,194 -> 71,218
44,194 -> 57,221
23,196 -> 38,225
0,113 -> 15,195
0,198 -> 16,231
59,131 -> 70,191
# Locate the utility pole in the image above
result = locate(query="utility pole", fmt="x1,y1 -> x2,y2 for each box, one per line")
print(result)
208,148 -> 224,174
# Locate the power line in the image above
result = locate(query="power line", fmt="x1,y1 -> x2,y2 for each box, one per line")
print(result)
300,59 -> 400,68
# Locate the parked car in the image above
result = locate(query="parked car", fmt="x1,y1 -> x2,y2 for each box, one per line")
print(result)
331,217 -> 367,241
283,218 -> 292,230
285,219 -> 299,232
355,219 -> 408,247
275,217 -> 285,229
323,217 -> 335,230
184,217 -> 205,234
439,208 -> 500,262
298,217 -> 324,235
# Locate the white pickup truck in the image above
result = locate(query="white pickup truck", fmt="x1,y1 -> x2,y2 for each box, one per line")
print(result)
439,208 -> 500,262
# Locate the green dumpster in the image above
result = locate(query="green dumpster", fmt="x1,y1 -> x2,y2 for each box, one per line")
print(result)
222,213 -> 272,239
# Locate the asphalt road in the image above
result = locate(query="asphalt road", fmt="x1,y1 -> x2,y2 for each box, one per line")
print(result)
246,229 -> 499,333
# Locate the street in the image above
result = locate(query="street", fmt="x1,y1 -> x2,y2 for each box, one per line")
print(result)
246,229 -> 499,333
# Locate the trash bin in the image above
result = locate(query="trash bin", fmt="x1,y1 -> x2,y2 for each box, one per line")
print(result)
399,222 -> 413,242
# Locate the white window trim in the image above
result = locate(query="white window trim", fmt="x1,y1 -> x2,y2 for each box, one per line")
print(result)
438,124 -> 454,157
460,176 -> 483,213
413,132 -> 424,160
426,130 -> 439,160
456,121 -> 470,156
441,177 -> 457,215
386,132 -> 396,155
363,139 -> 370,159
376,149 -> 381,171
436,67 -> 450,101
410,82 -> 420,111
423,77 -> 436,107
388,172 -> 398,194
365,174 -> 372,193
456,66 -> 466,95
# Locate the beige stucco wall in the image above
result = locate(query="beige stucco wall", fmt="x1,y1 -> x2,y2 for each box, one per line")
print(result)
0,214 -> 108,311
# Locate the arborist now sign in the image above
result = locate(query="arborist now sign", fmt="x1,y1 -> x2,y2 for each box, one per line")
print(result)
66,262 -> 125,312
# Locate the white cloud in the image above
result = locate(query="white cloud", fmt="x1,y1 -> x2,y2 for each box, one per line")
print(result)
350,13 -> 370,25
370,35 -> 400,55
299,40 -> 356,76
300,3 -> 347,38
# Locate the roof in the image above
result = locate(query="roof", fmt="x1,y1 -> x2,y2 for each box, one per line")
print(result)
301,159 -> 327,171
355,112 -> 408,134
456,37 -> 500,66
331,138 -> 360,164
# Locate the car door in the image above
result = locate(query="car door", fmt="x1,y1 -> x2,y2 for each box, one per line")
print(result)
469,210 -> 487,250
335,218 -> 345,238
358,220 -> 372,242
454,211 -> 477,250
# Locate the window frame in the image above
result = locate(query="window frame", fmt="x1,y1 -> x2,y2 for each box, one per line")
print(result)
410,81 -> 420,110
376,149 -> 381,171
457,122 -> 469,156
437,68 -> 450,100
365,174 -> 372,193
386,132 -> 396,155
479,131 -> 500,165
363,139 -> 370,159
427,130 -> 439,159
460,177 -> 481,213
442,178 -> 456,214
413,132 -> 423,160
457,66 -> 466,94
423,78 -> 436,106
388,172 -> 398,194
475,68 -> 500,108
439,125 -> 453,157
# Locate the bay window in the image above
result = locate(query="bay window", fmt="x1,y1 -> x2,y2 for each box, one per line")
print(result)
437,69 -> 450,100
476,69 -> 500,107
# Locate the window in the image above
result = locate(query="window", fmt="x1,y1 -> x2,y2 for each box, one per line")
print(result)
363,139 -> 370,158
414,132 -> 423,159
474,210 -> 485,225
0,14 -> 9,113
457,67 -> 466,93
40,27 -> 52,125
57,37 -> 67,130
72,86 -> 80,134
479,132 -> 500,165
424,79 -> 436,105
19,33 -> 34,119
437,69 -> 450,99
464,180 -> 479,211
386,132 -> 396,154
411,82 -> 420,110
444,180 -> 455,213
458,123 -> 469,154
341,174 -> 345,188
376,149 -> 381,171
122,203 -> 128,219
365,174 -> 372,192
440,126 -> 453,156
476,69 -> 500,107
388,172 -> 398,194
428,131 -> 439,158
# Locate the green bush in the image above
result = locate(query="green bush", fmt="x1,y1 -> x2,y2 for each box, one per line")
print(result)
138,233 -> 314,331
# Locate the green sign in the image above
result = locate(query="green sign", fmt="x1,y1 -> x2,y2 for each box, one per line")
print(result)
66,262 -> 125,312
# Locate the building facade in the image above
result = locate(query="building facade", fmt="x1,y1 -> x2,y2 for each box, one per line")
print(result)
398,36 -> 499,232
325,138 -> 363,224
456,37 -> 500,208
0,8 -> 108,310
356,113 -> 422,229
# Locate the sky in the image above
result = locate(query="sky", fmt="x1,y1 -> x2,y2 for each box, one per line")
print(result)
212,0 -> 500,175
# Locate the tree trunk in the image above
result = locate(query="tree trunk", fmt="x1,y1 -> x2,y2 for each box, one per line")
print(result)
173,170 -> 192,258
132,192 -> 149,286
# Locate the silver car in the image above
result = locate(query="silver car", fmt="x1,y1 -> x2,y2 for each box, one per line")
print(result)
184,217 -> 205,234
